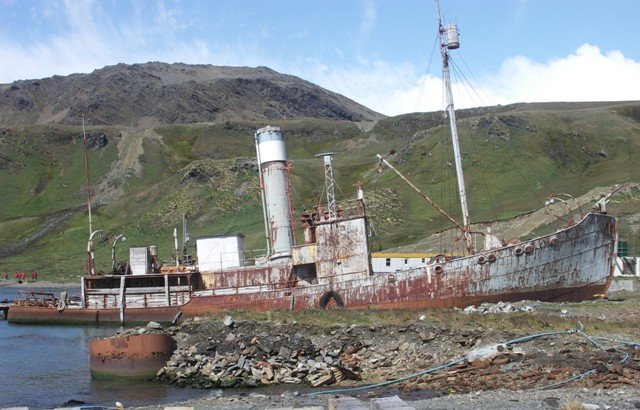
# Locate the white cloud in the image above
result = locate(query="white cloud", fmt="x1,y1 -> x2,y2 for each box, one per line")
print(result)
297,59 -> 444,115
0,0 -> 266,82
360,0 -> 376,35
305,44 -> 640,116
1,1 -> 638,122
155,1 -> 184,31
487,44 -> 640,103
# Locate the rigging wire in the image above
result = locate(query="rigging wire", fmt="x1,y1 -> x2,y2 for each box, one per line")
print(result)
454,52 -> 493,106
448,56 -> 546,214
439,70 -> 458,253
437,125 -> 446,251
450,55 -> 548,199
333,170 -> 349,201
414,31 -> 441,113
288,169 -> 312,212
368,166 -> 384,251
459,39 -> 552,205
447,58 -> 502,238
448,54 -> 485,108
223,200 -> 246,235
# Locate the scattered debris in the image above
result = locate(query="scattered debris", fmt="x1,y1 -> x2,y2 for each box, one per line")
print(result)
152,312 -> 639,394
460,301 -> 535,314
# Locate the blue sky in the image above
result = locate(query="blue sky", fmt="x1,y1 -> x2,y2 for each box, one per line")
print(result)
1,0 -> 639,116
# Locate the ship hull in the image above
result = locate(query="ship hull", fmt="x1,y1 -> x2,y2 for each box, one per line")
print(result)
7,305 -> 183,324
7,213 -> 617,324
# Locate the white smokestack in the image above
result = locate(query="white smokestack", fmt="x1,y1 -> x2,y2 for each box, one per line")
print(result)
255,126 -> 294,261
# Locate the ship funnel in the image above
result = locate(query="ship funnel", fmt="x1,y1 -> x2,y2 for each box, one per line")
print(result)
255,126 -> 294,261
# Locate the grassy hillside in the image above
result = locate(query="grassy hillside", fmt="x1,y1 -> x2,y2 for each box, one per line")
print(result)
1,102 -> 639,282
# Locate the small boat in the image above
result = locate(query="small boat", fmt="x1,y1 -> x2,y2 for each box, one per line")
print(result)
7,1 -> 618,325
89,332 -> 176,380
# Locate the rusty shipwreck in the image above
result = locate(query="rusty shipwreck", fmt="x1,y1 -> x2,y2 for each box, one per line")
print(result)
7,4 -> 618,324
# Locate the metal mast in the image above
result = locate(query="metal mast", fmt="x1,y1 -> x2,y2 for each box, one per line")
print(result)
435,0 -> 474,254
82,115 -> 93,236
316,152 -> 338,219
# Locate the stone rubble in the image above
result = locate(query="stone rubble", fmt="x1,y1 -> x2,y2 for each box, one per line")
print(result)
149,314 -> 639,395
458,301 -> 535,314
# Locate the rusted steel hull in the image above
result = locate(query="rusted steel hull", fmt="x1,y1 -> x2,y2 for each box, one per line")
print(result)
8,213 -> 617,324
89,333 -> 176,380
179,213 -> 617,313
7,305 -> 183,324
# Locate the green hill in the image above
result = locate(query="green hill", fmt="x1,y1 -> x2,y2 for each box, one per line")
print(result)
1,101 -> 639,282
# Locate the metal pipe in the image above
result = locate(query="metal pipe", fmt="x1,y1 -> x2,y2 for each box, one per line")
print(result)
87,229 -> 103,276
173,228 -> 179,267
111,234 -> 126,273
545,197 -> 572,221
182,215 -> 190,260
549,193 -> 583,218
119,275 -> 126,323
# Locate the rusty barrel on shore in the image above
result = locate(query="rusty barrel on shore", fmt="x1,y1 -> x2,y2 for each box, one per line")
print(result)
89,333 -> 176,380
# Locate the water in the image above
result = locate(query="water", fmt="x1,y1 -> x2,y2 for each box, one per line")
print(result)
0,287 -> 211,409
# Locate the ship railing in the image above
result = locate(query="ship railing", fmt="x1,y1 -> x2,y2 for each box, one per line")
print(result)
241,249 -> 269,266
340,201 -> 366,219
84,284 -> 192,309
199,268 -> 371,296
84,285 -> 191,295
310,201 -> 366,223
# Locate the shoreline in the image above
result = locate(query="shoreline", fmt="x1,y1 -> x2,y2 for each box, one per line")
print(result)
139,293 -> 640,409
0,279 -> 78,289
135,386 -> 640,410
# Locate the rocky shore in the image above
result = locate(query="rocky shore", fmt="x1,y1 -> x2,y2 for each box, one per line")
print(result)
118,295 -> 640,409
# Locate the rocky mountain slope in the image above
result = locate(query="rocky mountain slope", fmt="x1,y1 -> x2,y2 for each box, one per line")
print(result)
0,62 -> 384,126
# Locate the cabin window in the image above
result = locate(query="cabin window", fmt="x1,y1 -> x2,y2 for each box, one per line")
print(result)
385,258 -> 391,267
422,258 -> 426,263
617,241 -> 628,257
294,263 -> 317,284
404,258 -> 408,265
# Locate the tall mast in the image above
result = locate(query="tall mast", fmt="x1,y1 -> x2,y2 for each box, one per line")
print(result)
82,115 -> 93,236
435,0 -> 474,254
